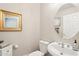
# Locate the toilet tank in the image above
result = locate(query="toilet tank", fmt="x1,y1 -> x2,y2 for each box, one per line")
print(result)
39,40 -> 50,54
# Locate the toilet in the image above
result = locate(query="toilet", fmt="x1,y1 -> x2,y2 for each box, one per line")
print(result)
28,40 -> 50,56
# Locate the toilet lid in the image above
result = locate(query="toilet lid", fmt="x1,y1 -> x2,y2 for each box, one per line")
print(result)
29,51 -> 44,56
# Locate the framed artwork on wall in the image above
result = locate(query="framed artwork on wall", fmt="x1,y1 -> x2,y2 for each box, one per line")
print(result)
0,9 -> 22,31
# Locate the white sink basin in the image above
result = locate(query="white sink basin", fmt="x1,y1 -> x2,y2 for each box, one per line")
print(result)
48,42 -> 78,56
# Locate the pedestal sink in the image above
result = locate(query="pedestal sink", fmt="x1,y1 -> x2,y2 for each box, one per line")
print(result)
48,42 -> 79,56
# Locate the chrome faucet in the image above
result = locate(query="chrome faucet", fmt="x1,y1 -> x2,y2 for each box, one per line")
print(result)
61,42 -> 64,48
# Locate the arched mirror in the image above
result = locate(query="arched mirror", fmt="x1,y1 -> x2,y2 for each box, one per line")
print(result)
62,12 -> 79,39
54,3 -> 79,40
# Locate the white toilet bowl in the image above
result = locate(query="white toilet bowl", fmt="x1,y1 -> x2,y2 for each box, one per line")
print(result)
28,40 -> 50,56
29,50 -> 44,56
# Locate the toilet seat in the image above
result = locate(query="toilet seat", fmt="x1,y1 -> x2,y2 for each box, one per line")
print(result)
29,50 -> 44,56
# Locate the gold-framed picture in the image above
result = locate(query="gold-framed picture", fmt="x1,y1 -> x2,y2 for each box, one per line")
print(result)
0,9 -> 22,31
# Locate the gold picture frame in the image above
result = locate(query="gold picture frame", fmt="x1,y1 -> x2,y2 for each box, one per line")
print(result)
0,9 -> 22,31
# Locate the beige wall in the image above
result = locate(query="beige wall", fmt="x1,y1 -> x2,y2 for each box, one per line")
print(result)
0,3 -> 40,56
40,4 -> 61,42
